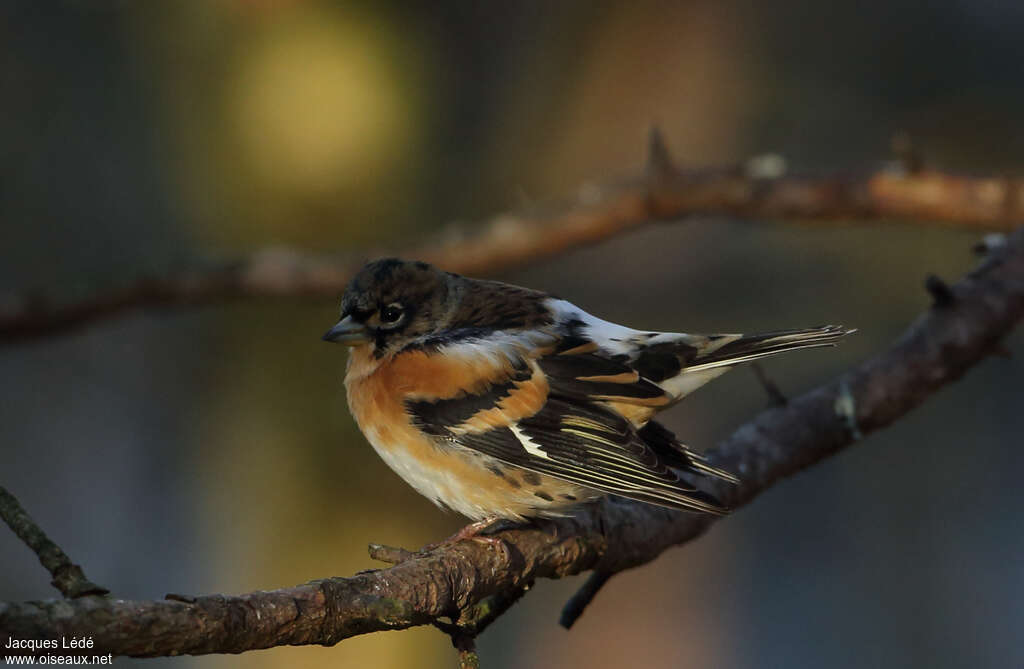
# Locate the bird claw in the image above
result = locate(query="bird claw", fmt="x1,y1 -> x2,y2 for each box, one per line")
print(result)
419,517 -> 515,559
469,534 -> 512,561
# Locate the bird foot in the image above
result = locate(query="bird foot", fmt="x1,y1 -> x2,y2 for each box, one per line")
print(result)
420,517 -> 517,559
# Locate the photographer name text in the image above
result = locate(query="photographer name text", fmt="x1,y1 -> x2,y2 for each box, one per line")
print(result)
5,637 -> 95,652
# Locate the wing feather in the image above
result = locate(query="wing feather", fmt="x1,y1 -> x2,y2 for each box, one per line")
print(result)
403,342 -> 729,514
538,351 -> 671,405
545,298 -> 852,402
396,295 -> 849,515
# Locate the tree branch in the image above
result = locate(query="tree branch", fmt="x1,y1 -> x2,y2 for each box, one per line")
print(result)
559,570 -> 613,630
3,141 -> 1022,344
3,224 -> 1021,658
0,487 -> 108,599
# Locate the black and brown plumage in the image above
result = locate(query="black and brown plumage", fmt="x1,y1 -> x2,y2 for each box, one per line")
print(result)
324,258 -> 853,522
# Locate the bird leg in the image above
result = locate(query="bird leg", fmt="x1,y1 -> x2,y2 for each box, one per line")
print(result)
420,516 -> 519,558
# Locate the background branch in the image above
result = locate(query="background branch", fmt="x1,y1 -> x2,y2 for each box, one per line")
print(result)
2,136 -> 1021,344
3,224 -> 1021,658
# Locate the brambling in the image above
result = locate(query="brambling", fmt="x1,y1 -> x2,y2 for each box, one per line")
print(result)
324,258 -> 852,525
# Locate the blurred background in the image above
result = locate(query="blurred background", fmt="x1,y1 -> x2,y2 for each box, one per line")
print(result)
2,1 -> 1023,667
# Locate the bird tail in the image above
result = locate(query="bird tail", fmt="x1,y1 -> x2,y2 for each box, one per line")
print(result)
683,325 -> 855,373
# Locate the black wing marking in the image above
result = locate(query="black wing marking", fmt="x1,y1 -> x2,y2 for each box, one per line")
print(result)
631,344 -> 687,383
638,420 -> 738,484
637,420 -> 695,469
539,317 -> 672,404
405,360 -> 533,435
458,398 -> 727,514
538,351 -> 669,404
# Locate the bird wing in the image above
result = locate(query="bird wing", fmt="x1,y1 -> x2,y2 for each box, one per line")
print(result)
403,333 -> 728,514
400,300 -> 850,513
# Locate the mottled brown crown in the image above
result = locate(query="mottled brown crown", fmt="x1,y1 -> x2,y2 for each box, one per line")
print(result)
341,259 -> 448,319
339,258 -> 553,355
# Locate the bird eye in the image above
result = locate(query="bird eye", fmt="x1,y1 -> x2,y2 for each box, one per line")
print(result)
380,303 -> 404,324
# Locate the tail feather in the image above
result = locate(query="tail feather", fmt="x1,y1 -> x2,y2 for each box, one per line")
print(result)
631,326 -> 854,501
683,325 -> 855,373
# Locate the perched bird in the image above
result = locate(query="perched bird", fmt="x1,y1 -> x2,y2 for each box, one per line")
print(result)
324,258 -> 851,528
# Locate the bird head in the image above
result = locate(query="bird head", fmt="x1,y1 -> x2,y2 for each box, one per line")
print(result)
324,257 -> 553,357
322,258 -> 456,356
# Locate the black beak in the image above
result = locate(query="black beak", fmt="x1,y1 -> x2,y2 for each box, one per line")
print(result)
322,315 -> 370,345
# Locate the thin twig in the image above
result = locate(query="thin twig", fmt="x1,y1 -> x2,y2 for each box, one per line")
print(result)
559,571 -> 613,629
0,486 -> 108,599
367,543 -> 417,564
925,274 -> 957,307
2,225 -> 1021,657
750,362 -> 789,407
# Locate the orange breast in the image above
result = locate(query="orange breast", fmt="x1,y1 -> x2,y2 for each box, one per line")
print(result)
343,346 -> 593,520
